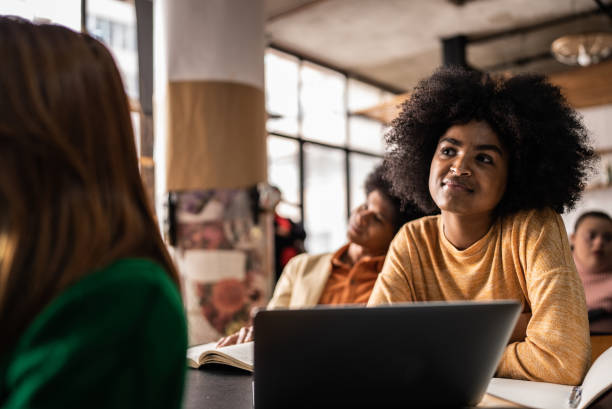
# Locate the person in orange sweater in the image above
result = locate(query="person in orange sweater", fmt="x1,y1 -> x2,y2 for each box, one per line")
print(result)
368,67 -> 595,386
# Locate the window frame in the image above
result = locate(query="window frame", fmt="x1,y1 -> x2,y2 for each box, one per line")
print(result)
266,44 -> 401,230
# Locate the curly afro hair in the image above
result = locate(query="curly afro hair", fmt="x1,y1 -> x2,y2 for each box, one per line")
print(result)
384,66 -> 597,216
365,164 -> 426,231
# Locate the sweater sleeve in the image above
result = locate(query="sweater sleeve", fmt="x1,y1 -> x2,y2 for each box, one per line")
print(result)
368,228 -> 415,306
2,259 -> 187,409
496,209 -> 590,385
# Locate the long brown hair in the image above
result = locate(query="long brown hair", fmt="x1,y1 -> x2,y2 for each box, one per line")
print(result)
0,17 -> 179,352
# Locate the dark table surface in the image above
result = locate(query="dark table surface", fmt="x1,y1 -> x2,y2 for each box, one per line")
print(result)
183,367 -> 612,409
182,366 -> 521,409
184,366 -> 252,409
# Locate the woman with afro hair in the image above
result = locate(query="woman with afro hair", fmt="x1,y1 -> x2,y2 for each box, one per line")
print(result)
368,66 -> 596,386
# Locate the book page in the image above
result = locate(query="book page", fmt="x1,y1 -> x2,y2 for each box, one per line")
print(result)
579,346 -> 612,409
209,342 -> 254,369
187,341 -> 218,368
187,341 -> 254,371
486,378 -> 573,409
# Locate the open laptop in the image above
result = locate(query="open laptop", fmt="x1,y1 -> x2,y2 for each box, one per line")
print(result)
253,300 -> 520,409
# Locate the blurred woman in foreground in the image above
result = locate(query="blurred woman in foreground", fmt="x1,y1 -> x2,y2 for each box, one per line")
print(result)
0,17 -> 186,408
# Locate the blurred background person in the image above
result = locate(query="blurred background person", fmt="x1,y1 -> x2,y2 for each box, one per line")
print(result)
218,164 -> 425,346
0,17 -> 186,408
571,211 -> 612,334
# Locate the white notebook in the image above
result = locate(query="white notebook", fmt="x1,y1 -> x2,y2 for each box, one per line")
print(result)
487,346 -> 612,409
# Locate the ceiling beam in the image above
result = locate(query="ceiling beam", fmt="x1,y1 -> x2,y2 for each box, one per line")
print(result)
594,0 -> 612,22
459,6 -> 610,73
446,0 -> 481,5
467,8 -> 603,44
442,35 -> 470,68
480,51 -> 553,72
267,0 -> 328,23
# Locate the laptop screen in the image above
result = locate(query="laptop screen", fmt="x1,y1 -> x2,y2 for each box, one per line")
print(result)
253,300 -> 520,409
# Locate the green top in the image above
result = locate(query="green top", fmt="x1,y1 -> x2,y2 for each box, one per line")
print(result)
0,258 -> 187,409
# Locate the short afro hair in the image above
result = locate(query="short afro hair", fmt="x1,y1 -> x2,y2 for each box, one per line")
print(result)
365,164 -> 426,231
384,66 -> 597,216
573,210 -> 612,233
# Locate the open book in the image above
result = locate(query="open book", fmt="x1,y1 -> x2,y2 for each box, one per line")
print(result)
186,341 -> 253,372
486,346 -> 612,409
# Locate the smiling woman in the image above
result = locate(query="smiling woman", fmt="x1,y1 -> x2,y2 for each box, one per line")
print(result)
368,66 -> 597,386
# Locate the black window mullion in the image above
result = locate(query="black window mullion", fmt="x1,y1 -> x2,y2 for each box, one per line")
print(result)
297,57 -> 305,224
344,74 -> 351,221
269,131 -> 380,158
299,140 -> 305,224
81,0 -> 87,33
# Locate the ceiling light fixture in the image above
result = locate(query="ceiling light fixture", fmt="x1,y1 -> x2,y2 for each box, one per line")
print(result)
551,32 -> 612,67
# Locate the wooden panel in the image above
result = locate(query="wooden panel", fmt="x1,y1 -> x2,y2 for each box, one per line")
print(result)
166,81 -> 266,191
356,60 -> 612,124
353,92 -> 409,125
591,334 -> 612,363
138,114 -> 155,214
549,60 -> 612,109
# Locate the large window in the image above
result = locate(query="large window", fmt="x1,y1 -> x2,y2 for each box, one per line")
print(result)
265,48 -> 396,253
1,1 -> 136,102
86,0 -> 141,159
86,0 -> 139,99
0,0 -> 81,30
1,0 -> 141,154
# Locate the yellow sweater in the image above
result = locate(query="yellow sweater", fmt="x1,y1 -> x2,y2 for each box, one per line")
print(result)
368,208 -> 590,385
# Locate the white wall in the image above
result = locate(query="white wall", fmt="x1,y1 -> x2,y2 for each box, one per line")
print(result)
562,104 -> 612,234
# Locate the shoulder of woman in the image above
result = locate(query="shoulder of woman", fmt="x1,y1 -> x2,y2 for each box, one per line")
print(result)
284,252 -> 333,272
291,251 -> 334,263
503,207 -> 562,231
63,258 -> 180,310
502,208 -> 572,262
4,258 -> 187,408
16,258 -> 185,353
400,214 -> 441,241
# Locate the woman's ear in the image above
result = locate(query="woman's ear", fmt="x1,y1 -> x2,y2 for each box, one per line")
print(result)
569,233 -> 575,251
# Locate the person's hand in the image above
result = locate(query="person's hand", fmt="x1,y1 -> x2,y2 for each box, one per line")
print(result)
509,312 -> 531,343
216,325 -> 254,347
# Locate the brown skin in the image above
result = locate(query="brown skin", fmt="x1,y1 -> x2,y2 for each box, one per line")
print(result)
429,120 -> 508,250
571,216 -> 612,274
217,189 -> 398,347
345,190 -> 397,263
429,120 -> 530,342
